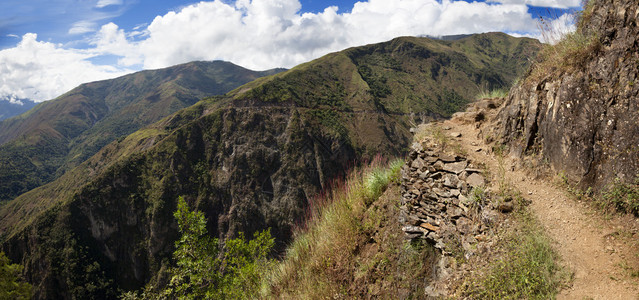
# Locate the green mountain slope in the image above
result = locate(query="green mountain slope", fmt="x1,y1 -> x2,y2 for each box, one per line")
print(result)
0,61 -> 284,203
0,33 -> 540,299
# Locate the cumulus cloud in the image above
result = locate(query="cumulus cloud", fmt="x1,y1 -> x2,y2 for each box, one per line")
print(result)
0,33 -> 132,101
1,0 -> 579,102
115,0 -> 548,70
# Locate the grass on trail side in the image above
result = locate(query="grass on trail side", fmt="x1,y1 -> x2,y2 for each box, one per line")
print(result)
462,207 -> 567,299
260,157 -> 438,299
461,142 -> 567,299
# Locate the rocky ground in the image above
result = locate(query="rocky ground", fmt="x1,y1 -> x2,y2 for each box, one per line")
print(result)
410,98 -> 639,299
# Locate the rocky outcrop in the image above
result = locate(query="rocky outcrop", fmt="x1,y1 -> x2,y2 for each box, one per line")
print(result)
495,0 -> 639,190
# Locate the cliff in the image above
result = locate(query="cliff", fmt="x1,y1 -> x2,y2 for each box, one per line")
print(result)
495,0 -> 638,190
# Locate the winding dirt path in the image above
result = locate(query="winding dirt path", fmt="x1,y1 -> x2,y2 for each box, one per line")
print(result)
438,116 -> 639,299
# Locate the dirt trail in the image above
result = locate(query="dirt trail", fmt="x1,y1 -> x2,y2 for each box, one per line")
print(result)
440,117 -> 639,300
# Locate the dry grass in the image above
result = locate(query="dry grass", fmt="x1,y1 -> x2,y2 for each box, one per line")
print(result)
462,209 -> 567,299
260,157 -> 436,298
527,3 -> 599,85
476,89 -> 508,100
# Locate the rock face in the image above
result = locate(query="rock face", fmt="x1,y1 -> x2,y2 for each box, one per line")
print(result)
400,134 -> 499,258
495,0 -> 639,189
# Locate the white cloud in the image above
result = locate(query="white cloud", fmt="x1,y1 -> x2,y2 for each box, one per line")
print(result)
69,20 -> 97,35
96,0 -> 123,8
1,0 -> 579,102
0,33 -> 133,101
488,0 -> 581,9
115,0 -> 545,71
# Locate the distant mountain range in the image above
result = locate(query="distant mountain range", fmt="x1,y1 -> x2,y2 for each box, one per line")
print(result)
0,32 -> 541,299
0,61 -> 285,203
0,98 -> 38,121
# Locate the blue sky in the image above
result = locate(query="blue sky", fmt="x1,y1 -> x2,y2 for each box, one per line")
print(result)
0,0 -> 582,102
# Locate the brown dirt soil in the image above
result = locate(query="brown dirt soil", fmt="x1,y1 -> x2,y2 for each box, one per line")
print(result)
438,105 -> 639,299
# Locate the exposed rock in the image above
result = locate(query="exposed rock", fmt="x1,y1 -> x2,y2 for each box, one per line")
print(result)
411,157 -> 426,170
466,173 -> 486,187
443,174 -> 460,188
439,154 -> 457,163
493,0 -> 639,191
443,161 -> 468,174
402,225 -> 426,234
420,222 -> 440,232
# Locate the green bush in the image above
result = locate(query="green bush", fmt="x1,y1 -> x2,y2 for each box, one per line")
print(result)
0,251 -> 32,300
124,197 -> 274,299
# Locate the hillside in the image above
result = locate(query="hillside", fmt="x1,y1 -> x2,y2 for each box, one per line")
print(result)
0,61 -> 284,203
0,99 -> 37,121
0,33 -> 540,298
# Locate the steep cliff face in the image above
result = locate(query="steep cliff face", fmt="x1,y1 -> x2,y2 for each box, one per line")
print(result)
0,61 -> 284,203
496,0 -> 638,189
5,106 -> 365,298
0,34 -> 540,298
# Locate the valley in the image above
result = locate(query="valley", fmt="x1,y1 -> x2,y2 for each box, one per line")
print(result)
1,0 -> 638,298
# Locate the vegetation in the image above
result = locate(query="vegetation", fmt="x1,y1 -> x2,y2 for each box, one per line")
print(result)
463,209 -> 565,299
556,172 -> 638,216
260,158 -> 437,298
0,61 -> 283,204
123,197 -> 275,299
601,177 -> 639,216
0,251 -> 32,299
528,4 -> 600,85
476,88 -> 508,100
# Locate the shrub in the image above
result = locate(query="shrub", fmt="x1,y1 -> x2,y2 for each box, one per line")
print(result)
0,252 -> 32,300
124,197 -> 274,299
602,178 -> 639,216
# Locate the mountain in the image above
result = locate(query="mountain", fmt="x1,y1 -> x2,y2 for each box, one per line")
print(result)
0,61 -> 285,203
0,98 -> 37,121
493,0 -> 638,192
0,33 -> 540,298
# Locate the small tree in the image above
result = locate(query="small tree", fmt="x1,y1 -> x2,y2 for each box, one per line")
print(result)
158,196 -> 274,299
0,251 -> 32,300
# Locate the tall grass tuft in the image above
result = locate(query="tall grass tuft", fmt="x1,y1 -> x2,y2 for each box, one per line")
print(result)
527,3 -> 599,84
261,156 -> 404,298
476,89 -> 508,100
